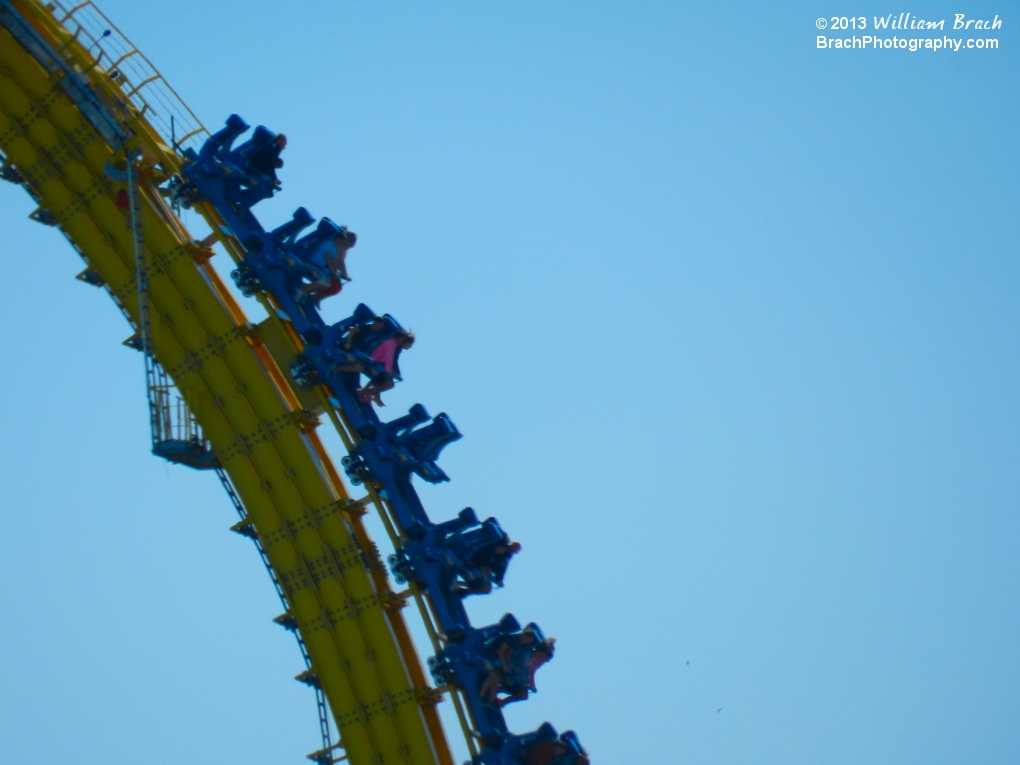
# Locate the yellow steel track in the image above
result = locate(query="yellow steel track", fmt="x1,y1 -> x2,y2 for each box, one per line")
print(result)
0,2 -> 454,763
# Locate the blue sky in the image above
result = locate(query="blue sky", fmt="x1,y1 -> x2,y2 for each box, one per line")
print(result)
0,2 -> 1017,764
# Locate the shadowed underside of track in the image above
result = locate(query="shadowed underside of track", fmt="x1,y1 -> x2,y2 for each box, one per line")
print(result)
0,4 -> 453,764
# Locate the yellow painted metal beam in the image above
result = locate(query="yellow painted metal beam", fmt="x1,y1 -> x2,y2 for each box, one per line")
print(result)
0,4 -> 454,764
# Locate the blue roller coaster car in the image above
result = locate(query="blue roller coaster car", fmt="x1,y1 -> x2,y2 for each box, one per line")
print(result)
432,614 -> 555,744
291,305 -> 402,382
197,114 -> 284,208
430,613 -> 522,741
390,508 -> 519,639
235,209 -> 350,309
329,309 -> 407,386
288,304 -> 413,429
183,114 -> 285,223
358,403 -> 461,484
442,512 -> 517,593
392,507 -> 518,596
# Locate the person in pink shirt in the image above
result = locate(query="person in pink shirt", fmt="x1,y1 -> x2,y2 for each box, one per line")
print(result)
330,329 -> 415,406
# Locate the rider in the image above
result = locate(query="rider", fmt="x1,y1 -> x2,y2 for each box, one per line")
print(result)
452,539 -> 522,596
330,327 -> 415,407
247,132 -> 287,182
296,228 -> 357,306
478,629 -> 555,708
521,739 -> 590,765
237,131 -> 287,206
358,330 -> 415,405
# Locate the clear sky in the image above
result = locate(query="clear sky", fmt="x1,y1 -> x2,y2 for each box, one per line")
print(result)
0,2 -> 1017,764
